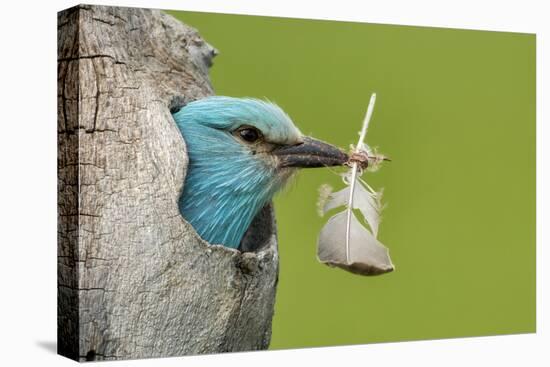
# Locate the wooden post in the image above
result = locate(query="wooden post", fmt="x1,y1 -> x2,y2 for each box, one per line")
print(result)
58,5 -> 279,361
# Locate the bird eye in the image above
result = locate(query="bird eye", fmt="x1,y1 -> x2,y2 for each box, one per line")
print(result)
236,127 -> 262,143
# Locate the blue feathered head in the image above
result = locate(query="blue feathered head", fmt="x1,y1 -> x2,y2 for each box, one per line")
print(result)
173,96 -> 347,249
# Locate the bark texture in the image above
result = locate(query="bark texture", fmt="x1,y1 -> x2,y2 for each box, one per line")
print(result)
57,5 -> 279,361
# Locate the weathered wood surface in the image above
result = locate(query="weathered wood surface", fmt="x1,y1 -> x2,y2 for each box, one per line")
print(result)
58,5 -> 279,361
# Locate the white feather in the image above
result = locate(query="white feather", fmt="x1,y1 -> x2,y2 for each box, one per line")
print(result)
317,211 -> 393,275
316,92 -> 393,276
323,182 -> 382,237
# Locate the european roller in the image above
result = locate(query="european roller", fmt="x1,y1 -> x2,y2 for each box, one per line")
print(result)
172,96 -> 348,249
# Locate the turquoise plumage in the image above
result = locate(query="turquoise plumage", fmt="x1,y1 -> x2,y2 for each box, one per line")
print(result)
172,96 -> 347,249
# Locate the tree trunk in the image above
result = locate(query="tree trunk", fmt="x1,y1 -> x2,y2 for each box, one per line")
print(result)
57,5 -> 279,361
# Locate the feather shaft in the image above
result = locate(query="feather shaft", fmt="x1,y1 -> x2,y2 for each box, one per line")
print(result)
345,93 -> 377,264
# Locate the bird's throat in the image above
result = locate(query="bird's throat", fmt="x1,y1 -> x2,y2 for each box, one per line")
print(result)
178,161 -> 293,249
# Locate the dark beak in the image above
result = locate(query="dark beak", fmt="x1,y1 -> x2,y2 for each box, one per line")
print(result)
273,137 -> 348,168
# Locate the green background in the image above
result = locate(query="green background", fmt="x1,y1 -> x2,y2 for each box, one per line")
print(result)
168,10 -> 536,349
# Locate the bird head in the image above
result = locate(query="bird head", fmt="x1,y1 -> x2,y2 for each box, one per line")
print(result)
173,96 -> 348,249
